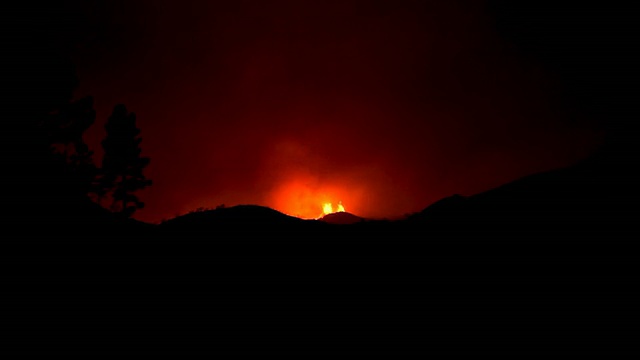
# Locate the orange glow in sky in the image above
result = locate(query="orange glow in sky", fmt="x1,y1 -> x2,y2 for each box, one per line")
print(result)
270,180 -> 350,219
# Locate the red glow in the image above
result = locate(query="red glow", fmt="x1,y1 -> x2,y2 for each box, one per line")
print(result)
73,1 -> 603,223
270,179 -> 349,219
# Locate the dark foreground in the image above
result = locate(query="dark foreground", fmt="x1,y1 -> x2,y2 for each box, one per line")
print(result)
5,228 -> 638,348
3,153 -> 639,349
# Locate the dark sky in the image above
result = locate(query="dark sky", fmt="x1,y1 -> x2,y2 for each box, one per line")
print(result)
57,0 -> 634,223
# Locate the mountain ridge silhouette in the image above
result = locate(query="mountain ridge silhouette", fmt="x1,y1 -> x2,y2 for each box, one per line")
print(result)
6,147 -> 639,348
160,204 -> 311,228
152,148 -> 635,232
318,211 -> 365,224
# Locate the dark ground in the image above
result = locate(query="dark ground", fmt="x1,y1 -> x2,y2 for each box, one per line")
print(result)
3,148 -> 639,349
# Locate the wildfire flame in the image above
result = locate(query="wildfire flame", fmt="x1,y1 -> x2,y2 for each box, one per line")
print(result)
322,201 -> 345,216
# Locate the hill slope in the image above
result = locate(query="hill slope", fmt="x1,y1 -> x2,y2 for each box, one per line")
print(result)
406,151 -> 637,237
6,149 -> 639,348
160,204 -> 317,229
319,211 -> 365,224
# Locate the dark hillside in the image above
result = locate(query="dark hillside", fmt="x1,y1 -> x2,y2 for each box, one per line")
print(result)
6,149 -> 638,348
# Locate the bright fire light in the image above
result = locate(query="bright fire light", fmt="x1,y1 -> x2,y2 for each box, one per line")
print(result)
323,203 -> 333,215
270,180 -> 353,219
322,201 -> 345,216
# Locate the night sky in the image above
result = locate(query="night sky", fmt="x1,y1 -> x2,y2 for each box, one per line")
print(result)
58,0 -> 631,223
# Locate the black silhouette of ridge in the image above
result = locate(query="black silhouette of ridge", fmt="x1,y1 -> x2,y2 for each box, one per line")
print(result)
405,151 -> 636,234
6,147 -> 639,349
161,204 -> 311,228
319,211 -> 365,224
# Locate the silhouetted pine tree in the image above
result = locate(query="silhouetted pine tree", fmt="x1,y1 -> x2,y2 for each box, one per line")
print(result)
100,104 -> 152,218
